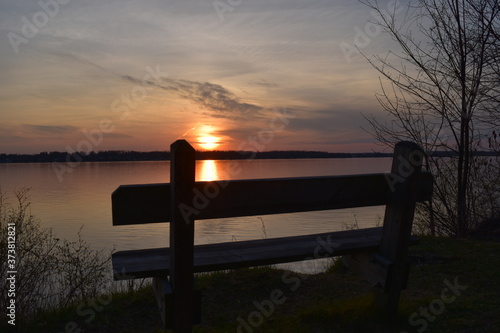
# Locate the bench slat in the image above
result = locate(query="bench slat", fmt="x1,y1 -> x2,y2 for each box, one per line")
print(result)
112,172 -> 433,225
112,227 -> 419,280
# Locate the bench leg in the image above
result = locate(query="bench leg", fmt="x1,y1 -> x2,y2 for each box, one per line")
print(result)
153,277 -> 173,329
153,277 -> 202,330
343,253 -> 412,317
373,258 -> 412,317
342,253 -> 392,292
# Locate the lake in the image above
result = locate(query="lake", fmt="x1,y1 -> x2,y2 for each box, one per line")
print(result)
0,158 -> 392,272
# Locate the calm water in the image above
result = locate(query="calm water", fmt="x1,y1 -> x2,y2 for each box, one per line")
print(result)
0,158 -> 391,271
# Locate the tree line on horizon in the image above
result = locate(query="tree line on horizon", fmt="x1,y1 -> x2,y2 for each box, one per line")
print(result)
0,150 -> 395,163
1,149 -> 497,163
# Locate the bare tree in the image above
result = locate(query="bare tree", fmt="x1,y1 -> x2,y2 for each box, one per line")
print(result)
361,0 -> 499,236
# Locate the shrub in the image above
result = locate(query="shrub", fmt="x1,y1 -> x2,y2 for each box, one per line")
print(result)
0,188 -> 112,321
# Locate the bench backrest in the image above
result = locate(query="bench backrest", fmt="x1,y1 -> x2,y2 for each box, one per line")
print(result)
112,144 -> 432,226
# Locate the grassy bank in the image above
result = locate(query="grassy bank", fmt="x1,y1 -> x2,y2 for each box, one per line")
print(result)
15,236 -> 500,333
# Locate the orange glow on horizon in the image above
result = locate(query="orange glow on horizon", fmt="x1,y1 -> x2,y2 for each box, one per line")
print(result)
196,125 -> 222,150
198,135 -> 221,150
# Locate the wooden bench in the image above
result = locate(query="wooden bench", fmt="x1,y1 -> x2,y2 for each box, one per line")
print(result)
111,140 -> 433,332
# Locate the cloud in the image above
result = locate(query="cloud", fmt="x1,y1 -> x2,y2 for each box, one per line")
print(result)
249,79 -> 279,88
119,71 -> 266,118
76,56 -> 266,119
105,133 -> 134,139
289,137 -> 377,146
0,126 -> 28,143
159,78 -> 265,117
286,108 -> 367,133
48,53 -> 266,121
23,124 -> 79,134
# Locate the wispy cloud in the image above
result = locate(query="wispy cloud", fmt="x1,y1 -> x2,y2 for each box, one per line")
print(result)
160,78 -> 265,117
249,79 -> 279,88
0,126 -> 29,144
105,133 -> 134,139
50,52 -> 267,122
119,72 -> 267,118
23,124 -> 79,134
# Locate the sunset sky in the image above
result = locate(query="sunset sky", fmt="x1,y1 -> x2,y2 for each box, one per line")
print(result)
0,0 -> 403,154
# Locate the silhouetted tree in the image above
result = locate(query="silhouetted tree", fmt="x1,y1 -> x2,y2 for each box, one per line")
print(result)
362,0 -> 499,236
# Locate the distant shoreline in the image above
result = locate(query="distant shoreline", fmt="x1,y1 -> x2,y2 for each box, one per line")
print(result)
0,150 -> 496,164
0,150 -> 392,163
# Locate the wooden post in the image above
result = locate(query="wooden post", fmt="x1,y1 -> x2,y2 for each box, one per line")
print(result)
377,141 -> 424,316
153,276 -> 173,328
170,140 -> 196,332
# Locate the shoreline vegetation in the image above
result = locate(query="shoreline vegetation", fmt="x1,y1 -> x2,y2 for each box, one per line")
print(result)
1,150 -> 498,164
2,184 -> 499,332
10,236 -> 500,333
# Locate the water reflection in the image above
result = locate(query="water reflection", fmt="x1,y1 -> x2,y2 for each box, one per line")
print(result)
198,160 -> 219,181
0,158 -> 392,268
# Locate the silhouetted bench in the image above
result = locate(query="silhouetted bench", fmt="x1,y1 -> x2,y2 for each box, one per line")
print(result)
111,140 -> 433,332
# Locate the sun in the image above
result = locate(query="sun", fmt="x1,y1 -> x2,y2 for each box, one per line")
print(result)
198,135 -> 221,150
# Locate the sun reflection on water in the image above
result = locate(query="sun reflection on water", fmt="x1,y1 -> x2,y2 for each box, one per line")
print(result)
198,160 -> 219,181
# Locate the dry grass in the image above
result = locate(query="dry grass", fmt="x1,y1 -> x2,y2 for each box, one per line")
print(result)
13,235 -> 500,333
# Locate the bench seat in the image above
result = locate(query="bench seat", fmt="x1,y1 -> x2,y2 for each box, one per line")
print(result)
112,226 -> 419,280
